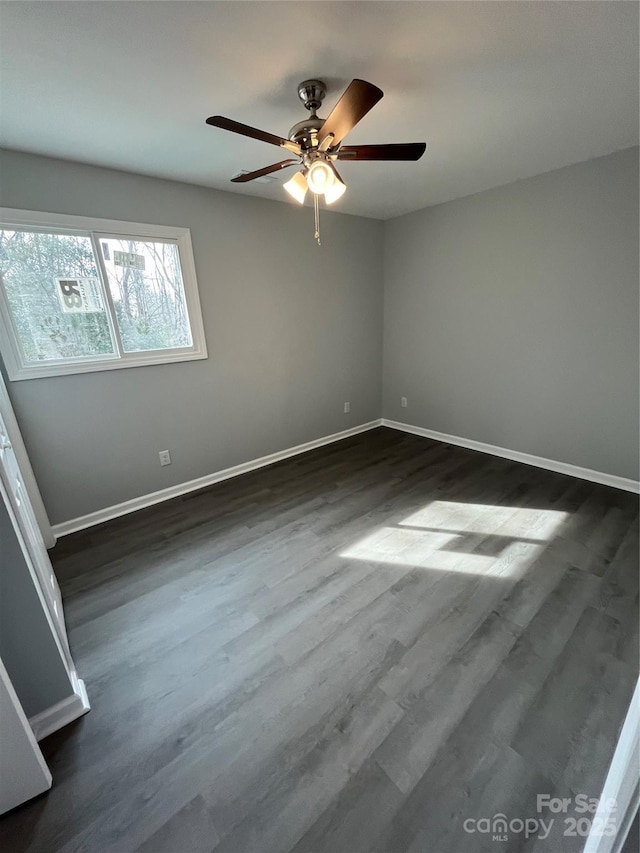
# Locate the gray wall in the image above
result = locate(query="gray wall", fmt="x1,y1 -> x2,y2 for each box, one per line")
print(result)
0,494 -> 70,716
1,146 -> 637,527
383,147 -> 639,481
0,150 -> 384,525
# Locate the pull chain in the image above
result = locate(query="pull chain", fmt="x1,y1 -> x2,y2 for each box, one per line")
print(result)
313,193 -> 321,246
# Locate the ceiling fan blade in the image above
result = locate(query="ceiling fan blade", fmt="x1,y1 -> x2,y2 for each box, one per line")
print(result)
337,143 -> 427,161
206,116 -> 292,149
230,160 -> 298,183
318,79 -> 383,146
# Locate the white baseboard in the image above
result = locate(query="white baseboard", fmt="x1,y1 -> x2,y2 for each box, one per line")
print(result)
382,419 -> 640,494
52,420 -> 383,538
51,417 -> 637,538
29,677 -> 90,742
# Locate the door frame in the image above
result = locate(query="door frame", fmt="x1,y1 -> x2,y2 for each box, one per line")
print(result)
583,679 -> 639,853
0,476 -> 89,740
0,655 -> 52,815
0,370 -> 55,548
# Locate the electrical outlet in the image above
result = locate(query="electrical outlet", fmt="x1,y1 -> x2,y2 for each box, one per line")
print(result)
344,401 -> 351,414
159,450 -> 171,467
401,397 -> 408,408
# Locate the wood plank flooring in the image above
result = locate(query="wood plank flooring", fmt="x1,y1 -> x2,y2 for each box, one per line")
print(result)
1,427 -> 637,852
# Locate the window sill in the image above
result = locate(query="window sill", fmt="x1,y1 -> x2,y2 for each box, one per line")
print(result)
6,348 -> 208,381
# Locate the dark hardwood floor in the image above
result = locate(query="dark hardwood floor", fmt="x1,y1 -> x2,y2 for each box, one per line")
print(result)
1,427 -> 638,852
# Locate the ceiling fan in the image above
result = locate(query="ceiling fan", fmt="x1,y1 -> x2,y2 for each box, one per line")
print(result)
206,79 -> 426,243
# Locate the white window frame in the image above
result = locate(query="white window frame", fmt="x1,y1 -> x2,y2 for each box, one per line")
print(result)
0,208 -> 208,380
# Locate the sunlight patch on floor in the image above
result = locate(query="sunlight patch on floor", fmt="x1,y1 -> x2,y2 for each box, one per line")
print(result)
399,501 -> 568,542
339,501 -> 568,576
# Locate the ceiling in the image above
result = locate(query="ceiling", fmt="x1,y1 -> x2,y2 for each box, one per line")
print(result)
0,1 -> 637,220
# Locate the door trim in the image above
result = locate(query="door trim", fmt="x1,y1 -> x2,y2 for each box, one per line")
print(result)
28,672 -> 90,742
0,371 -> 55,547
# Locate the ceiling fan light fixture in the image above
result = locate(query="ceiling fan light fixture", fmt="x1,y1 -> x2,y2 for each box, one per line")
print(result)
283,170 -> 308,204
306,160 -> 334,195
207,78 -> 426,241
324,174 -> 346,205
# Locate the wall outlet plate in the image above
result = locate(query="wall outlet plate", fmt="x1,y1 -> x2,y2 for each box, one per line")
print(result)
344,402 -> 351,413
159,450 -> 171,466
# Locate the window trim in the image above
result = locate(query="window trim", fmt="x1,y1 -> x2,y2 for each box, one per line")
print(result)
0,208 -> 208,380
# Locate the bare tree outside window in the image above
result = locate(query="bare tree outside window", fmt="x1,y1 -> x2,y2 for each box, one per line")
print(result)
100,237 -> 192,352
0,229 -> 195,362
0,230 -> 115,361
0,213 -> 206,380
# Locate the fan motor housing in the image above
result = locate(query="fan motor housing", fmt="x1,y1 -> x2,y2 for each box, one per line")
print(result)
288,116 -> 324,149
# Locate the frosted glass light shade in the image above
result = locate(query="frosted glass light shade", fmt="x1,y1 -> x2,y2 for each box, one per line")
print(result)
324,176 -> 346,204
283,171 -> 308,204
306,161 -> 334,194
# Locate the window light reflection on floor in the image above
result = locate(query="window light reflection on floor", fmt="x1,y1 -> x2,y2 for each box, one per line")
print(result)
339,501 -> 568,576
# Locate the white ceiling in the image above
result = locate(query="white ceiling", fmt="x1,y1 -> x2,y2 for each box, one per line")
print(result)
0,1 -> 637,220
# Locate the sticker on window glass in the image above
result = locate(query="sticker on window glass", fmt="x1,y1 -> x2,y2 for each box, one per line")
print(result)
113,250 -> 145,270
55,278 -> 104,313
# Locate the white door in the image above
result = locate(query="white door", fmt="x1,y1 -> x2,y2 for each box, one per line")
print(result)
0,371 -> 54,548
0,656 -> 52,815
0,409 -> 70,660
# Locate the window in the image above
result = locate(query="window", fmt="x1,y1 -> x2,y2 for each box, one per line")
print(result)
0,209 -> 207,380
